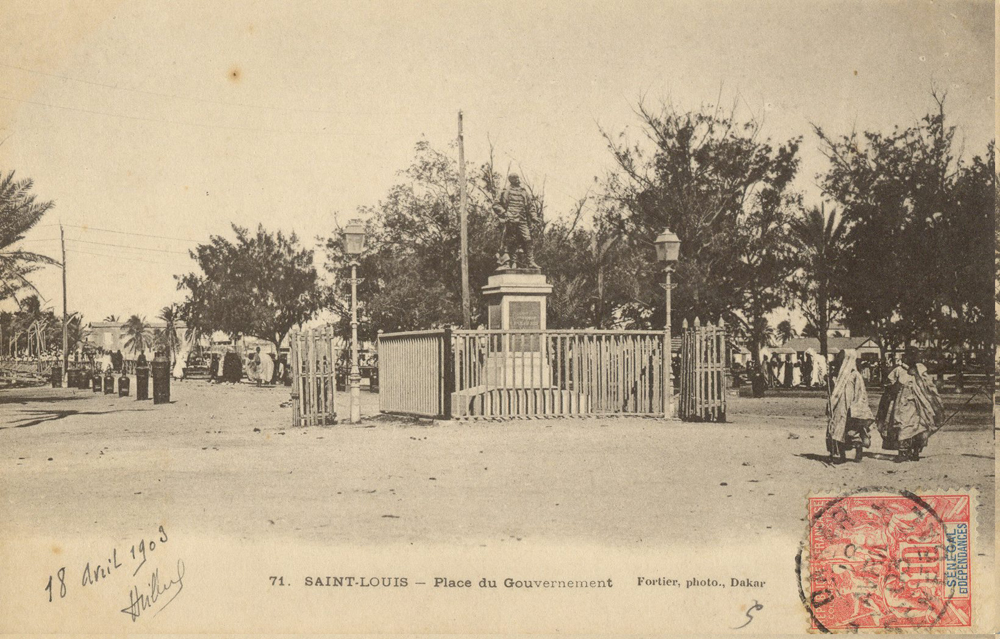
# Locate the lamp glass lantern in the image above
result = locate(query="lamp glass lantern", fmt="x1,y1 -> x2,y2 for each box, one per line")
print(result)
343,220 -> 367,256
654,229 -> 681,265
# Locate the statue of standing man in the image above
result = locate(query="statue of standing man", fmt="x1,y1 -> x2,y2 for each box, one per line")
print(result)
493,173 -> 539,270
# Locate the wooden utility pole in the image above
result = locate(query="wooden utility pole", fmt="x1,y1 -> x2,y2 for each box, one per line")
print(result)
60,223 -> 68,381
457,111 -> 471,329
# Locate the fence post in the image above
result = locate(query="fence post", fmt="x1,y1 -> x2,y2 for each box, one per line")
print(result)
442,326 -> 454,419
290,330 -> 300,427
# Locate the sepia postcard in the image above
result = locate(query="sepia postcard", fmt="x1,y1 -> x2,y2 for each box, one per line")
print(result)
0,0 -> 995,635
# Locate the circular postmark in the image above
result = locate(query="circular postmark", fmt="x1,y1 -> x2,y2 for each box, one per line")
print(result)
795,487 -> 954,633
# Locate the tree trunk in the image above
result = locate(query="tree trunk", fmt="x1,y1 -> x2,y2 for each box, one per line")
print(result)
817,292 -> 829,357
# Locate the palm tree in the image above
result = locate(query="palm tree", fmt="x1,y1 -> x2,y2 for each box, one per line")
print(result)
801,322 -> 819,339
103,314 -> 121,323
65,314 -> 88,352
789,203 -> 846,357
0,170 -> 57,304
122,314 -> 153,356
776,320 -> 797,345
156,304 -> 179,364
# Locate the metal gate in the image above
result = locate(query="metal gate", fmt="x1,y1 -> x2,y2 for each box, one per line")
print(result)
289,327 -> 337,426
678,318 -> 727,422
377,329 -> 448,417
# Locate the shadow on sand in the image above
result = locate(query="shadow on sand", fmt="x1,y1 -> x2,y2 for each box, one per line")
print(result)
0,393 -> 93,406
796,451 -> 901,466
1,402 -> 147,430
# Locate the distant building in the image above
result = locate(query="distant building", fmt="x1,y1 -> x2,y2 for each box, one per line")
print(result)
84,320 -> 189,356
826,321 -> 850,338
773,336 -> 879,357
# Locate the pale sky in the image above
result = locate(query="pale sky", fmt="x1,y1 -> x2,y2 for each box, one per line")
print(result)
0,0 -> 994,323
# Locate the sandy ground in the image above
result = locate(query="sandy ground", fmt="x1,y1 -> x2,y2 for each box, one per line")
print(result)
1,378 -> 992,552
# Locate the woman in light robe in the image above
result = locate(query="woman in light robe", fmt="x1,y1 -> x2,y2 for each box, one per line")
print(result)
813,351 -> 828,387
258,348 -> 275,386
826,349 -> 875,463
791,353 -> 802,387
877,348 -> 943,462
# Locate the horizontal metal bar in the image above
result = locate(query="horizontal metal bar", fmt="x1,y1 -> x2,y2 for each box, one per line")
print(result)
451,329 -> 666,336
379,329 -> 449,339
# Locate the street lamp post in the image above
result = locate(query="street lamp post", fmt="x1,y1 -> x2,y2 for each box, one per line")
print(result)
343,220 -> 367,424
654,229 -> 681,419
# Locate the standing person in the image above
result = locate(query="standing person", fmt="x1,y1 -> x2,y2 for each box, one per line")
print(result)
791,353 -> 802,387
246,349 -> 258,384
99,350 -> 113,374
877,348 -> 944,462
783,354 -> 794,388
770,353 -> 783,387
802,349 -> 815,388
826,349 -> 875,464
209,353 -> 219,382
257,347 -> 274,386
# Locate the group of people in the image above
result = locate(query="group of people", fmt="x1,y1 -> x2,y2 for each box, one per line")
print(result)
207,347 -> 288,386
825,348 -> 944,464
758,348 -> 829,389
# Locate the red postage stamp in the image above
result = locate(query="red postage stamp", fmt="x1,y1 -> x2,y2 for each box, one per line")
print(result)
800,491 -> 972,632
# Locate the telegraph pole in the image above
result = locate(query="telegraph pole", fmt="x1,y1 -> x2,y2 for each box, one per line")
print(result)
60,223 -> 68,381
457,111 -> 471,329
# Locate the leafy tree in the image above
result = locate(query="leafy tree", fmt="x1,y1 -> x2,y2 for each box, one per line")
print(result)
937,144 -> 994,369
536,201 -> 649,329
323,142 -> 524,341
788,204 -> 846,356
816,94 -> 994,369
601,98 -> 801,361
178,224 -> 324,349
123,314 -> 153,356
0,170 -> 57,304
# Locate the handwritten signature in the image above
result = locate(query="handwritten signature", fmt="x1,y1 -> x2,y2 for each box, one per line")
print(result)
733,600 -> 764,629
120,558 -> 185,622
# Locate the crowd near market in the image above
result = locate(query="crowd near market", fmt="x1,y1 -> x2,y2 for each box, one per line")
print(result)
1,90 -> 995,468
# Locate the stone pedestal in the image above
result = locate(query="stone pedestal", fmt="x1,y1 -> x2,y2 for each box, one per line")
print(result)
481,269 -> 553,388
481,269 -> 552,331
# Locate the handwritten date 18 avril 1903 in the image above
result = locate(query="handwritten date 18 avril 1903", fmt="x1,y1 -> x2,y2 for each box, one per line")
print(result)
44,525 -> 169,603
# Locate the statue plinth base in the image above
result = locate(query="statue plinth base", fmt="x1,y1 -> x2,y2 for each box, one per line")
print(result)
493,266 -> 542,276
482,271 -> 552,331
477,271 -> 553,390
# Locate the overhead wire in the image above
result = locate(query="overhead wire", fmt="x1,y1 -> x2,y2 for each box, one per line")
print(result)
65,248 -> 177,267
61,223 -> 199,243
66,238 -> 191,255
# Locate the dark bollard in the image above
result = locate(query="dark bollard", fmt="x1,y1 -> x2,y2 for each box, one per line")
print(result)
104,372 -> 115,394
51,366 -> 62,388
118,374 -> 130,397
151,361 -> 170,404
92,373 -> 103,393
79,370 -> 91,390
135,366 -> 150,400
